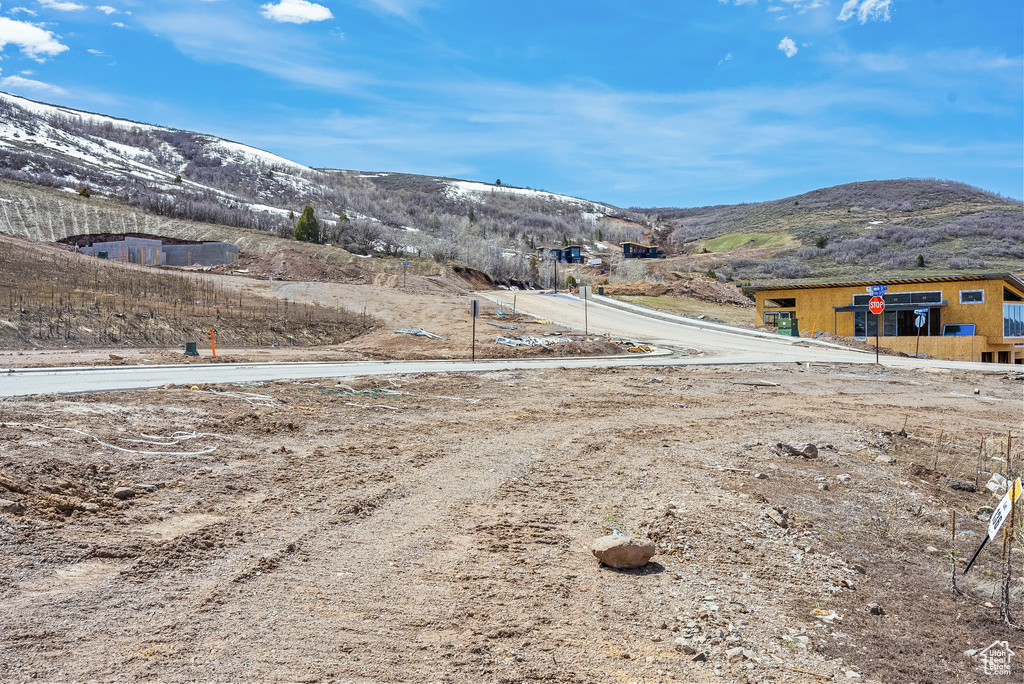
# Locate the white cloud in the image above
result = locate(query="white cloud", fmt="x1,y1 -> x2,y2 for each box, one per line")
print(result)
111,21 -> 127,27
0,74 -> 66,94
10,7 -> 39,16
96,5 -> 118,14
87,48 -> 103,54
0,16 -> 68,60
259,0 -> 333,24
838,0 -> 891,24
718,52 -> 733,65
141,10 -> 363,91
777,0 -> 824,10
37,0 -> 87,11
778,37 -> 798,58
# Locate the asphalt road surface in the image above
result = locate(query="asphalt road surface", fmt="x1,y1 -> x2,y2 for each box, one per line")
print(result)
1,292 -> 1011,397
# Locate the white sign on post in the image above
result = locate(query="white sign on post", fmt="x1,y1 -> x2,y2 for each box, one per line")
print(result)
989,478 -> 1022,540
581,286 -> 591,300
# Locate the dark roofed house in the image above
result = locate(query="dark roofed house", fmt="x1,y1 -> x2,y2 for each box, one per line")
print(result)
621,242 -> 663,259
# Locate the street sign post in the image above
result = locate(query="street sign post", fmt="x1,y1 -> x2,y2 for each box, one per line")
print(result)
402,261 -> 410,288
868,296 -> 885,364
913,308 -> 928,358
470,299 -> 480,361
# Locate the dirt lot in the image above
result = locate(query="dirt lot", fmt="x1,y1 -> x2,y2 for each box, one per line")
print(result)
2,363 -> 1023,683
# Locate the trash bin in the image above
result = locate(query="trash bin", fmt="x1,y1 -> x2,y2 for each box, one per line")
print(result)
97,251 -> 108,259
777,318 -> 800,337
184,342 -> 199,356
597,286 -> 604,296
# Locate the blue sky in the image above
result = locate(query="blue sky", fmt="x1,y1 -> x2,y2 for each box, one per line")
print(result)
0,0 -> 1020,207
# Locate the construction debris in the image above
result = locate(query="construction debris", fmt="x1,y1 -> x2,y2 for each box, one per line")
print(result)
495,335 -> 569,347
627,344 -> 653,354
486,322 -> 518,330
394,328 -> 450,340
774,443 -> 819,459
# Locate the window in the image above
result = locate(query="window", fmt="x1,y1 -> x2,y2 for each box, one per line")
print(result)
851,290 -> 942,306
943,324 -> 975,336
764,311 -> 792,326
960,290 -> 984,304
911,291 -> 942,304
854,311 -> 877,338
1006,304 -> 1024,338
764,298 -> 796,308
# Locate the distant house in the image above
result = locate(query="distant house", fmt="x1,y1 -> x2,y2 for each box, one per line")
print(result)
743,273 -> 1024,364
620,242 -> 663,259
541,245 -> 585,264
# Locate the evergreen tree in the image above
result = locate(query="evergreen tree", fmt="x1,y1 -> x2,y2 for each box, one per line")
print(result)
173,174 -> 182,183
293,205 -> 321,243
78,186 -> 91,198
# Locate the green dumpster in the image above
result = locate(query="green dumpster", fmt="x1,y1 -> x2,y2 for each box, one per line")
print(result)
777,318 -> 800,337
184,342 -> 199,356
597,286 -> 604,296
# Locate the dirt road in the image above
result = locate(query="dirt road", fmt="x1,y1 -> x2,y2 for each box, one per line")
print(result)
1,363 -> 1022,682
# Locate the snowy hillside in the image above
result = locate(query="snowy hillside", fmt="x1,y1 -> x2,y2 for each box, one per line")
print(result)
0,91 -> 643,282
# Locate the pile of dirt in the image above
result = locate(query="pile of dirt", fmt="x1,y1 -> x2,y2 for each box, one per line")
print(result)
485,338 -> 624,359
601,281 -> 671,297
451,265 -> 494,290
667,275 -> 754,307
234,249 -> 371,283
602,276 -> 753,307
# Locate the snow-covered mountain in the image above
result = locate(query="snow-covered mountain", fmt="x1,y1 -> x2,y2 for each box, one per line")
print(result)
0,91 -> 646,281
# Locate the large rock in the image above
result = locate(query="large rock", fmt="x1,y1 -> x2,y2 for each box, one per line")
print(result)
591,535 -> 656,569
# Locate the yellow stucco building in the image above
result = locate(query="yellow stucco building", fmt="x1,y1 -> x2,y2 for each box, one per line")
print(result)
746,273 -> 1024,364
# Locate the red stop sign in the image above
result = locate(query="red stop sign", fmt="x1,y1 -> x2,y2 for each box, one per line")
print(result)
868,296 -> 885,315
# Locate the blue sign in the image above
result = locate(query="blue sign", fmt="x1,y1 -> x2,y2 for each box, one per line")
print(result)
915,315 -> 927,328
402,262 -> 410,266
868,285 -> 888,296
914,308 -> 929,316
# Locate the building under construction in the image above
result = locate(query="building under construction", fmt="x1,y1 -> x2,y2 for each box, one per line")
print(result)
66,235 -> 239,267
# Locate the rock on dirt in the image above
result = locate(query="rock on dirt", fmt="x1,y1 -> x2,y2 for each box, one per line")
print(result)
0,498 -> 22,514
113,487 -> 135,500
764,507 -> 788,529
591,535 -> 656,569
866,601 -> 886,616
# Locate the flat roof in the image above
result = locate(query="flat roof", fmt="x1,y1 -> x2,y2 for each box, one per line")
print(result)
743,273 -> 1024,293
620,242 -> 657,247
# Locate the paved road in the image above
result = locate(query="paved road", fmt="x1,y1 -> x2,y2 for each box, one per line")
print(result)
1,292 -> 1012,397
486,291 -> 871,363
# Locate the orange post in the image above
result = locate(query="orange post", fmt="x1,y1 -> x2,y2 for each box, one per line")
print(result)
209,328 -> 216,357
